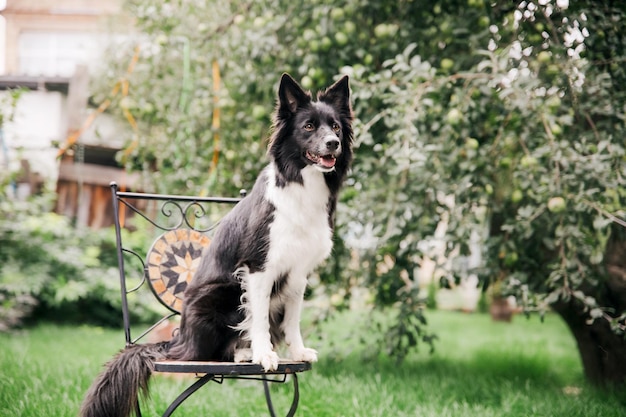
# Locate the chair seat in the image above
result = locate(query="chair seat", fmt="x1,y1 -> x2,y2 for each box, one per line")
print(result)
154,360 -> 312,376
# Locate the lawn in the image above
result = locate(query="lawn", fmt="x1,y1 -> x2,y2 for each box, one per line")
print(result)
0,310 -> 624,417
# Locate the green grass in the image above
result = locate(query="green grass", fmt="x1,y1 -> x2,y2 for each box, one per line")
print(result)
1,311 -> 624,416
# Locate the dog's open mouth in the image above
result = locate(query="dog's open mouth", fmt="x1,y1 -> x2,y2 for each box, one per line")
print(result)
305,151 -> 337,169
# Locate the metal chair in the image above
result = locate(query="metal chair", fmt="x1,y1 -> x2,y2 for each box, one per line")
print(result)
109,181 -> 311,417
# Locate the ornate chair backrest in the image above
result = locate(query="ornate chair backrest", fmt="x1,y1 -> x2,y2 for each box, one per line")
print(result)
109,182 -> 244,347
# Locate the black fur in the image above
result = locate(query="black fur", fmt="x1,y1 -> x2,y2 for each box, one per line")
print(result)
80,343 -> 168,417
79,73 -> 353,417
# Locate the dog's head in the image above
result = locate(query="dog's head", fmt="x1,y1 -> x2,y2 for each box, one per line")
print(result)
269,73 -> 353,186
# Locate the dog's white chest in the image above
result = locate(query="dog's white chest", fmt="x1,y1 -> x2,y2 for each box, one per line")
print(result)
264,165 -> 333,276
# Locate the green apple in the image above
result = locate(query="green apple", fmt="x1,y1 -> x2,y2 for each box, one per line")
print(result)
547,196 -> 566,213
441,58 -> 454,72
374,24 -> 390,38
320,36 -> 332,51
335,31 -> 349,46
330,8 -> 345,21
537,51 -> 551,64
251,105 -> 266,120
520,155 -> 538,167
551,123 -> 563,136
301,75 -> 314,90
465,137 -> 479,149
499,156 -> 512,168
446,108 -> 462,125
344,21 -> 357,35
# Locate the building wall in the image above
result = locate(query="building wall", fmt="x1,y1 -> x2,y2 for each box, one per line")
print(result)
1,0 -> 137,228
2,0 -> 123,75
1,0 -> 125,180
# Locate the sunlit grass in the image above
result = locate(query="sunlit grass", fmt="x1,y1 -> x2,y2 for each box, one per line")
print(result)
0,311 -> 624,416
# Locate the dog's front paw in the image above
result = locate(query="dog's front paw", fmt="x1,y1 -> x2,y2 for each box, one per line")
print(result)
254,350 -> 280,372
290,347 -> 318,363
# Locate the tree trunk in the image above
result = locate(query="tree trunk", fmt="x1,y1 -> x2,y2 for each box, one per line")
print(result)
555,225 -> 626,387
555,301 -> 626,386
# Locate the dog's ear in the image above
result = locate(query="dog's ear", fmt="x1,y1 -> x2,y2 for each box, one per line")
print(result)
278,73 -> 311,113
319,75 -> 351,115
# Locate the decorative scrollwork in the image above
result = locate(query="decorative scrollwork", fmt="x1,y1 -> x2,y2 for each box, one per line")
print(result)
183,201 -> 211,231
159,200 -> 185,229
122,247 -> 147,293
120,198 -> 222,233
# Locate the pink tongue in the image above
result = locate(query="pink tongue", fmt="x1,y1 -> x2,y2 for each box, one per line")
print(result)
320,156 -> 336,168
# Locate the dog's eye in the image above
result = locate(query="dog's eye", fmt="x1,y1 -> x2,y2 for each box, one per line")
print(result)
332,123 -> 341,133
304,123 -> 315,131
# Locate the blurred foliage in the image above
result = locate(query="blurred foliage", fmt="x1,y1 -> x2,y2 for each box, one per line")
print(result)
0,194 -> 163,330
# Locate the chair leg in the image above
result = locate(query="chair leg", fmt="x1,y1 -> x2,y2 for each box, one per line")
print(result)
162,373 -> 214,417
262,376 -> 277,417
262,374 -> 300,417
286,374 -> 300,417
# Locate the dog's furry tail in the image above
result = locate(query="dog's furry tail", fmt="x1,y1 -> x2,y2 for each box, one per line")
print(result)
80,342 -> 168,417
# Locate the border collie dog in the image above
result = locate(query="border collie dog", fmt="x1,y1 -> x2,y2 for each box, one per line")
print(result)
81,73 -> 353,417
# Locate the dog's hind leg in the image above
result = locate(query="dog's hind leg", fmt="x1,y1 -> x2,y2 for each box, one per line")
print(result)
282,276 -> 318,363
234,347 -> 252,363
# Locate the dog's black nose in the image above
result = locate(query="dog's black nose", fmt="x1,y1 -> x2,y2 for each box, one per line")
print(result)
325,138 -> 340,152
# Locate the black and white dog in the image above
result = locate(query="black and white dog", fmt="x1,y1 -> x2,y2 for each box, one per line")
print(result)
80,73 -> 353,417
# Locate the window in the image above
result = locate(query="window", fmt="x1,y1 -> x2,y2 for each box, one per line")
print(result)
18,31 -> 99,77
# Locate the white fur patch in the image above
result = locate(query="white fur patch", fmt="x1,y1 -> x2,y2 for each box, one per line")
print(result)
235,164 -> 332,369
264,164 -> 333,273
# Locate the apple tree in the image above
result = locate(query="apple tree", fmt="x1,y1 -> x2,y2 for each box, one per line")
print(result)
348,0 -> 626,385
